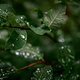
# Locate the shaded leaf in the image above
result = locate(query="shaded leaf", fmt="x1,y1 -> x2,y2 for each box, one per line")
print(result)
6,29 -> 27,50
57,44 -> 75,68
31,66 -> 53,80
0,60 -> 16,80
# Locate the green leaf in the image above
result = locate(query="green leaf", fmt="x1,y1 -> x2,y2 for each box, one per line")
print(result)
15,15 -> 26,27
29,24 -> 50,35
0,4 -> 13,12
26,10 -> 51,35
44,5 -> 67,28
57,44 -> 75,68
0,60 -> 16,80
31,66 -> 53,80
13,43 -> 43,61
6,29 -> 27,50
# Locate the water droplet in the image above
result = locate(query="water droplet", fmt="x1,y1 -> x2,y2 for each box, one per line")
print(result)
21,34 -> 25,39
12,44 -> 14,47
76,60 -> 80,64
60,74 -> 63,77
26,52 -> 30,56
22,52 -> 25,56
58,37 -> 65,43
20,16 -> 24,19
36,68 -> 40,73
26,22 -> 29,26
2,74 -> 5,76
61,46 -> 64,49
37,68 -> 40,71
15,51 -> 19,55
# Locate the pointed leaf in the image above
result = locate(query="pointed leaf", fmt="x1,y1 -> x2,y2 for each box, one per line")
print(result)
29,25 -> 50,35
44,5 -> 67,28
6,29 -> 27,50
13,43 -> 43,61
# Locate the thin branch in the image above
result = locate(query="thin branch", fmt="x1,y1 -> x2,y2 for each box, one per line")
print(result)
0,25 -> 30,30
17,60 -> 46,72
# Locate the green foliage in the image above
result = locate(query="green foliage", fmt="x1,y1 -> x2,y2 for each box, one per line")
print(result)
0,61 -> 16,80
31,66 -> 53,80
44,5 -> 67,28
6,29 -> 27,50
0,0 -> 80,80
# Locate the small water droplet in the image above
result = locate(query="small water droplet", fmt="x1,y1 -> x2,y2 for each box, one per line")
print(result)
21,34 -> 25,39
58,37 -> 65,43
61,46 -> 64,49
60,74 -> 63,77
45,12 -> 48,14
12,44 -> 14,47
26,52 -> 30,56
26,22 -> 29,26
15,51 -> 19,55
20,16 -> 24,19
2,74 -> 5,76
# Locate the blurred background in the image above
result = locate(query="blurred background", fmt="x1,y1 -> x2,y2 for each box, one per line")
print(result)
0,0 -> 80,80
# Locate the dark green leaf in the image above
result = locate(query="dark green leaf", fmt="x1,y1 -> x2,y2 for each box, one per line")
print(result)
32,66 -> 53,80
6,29 -> 27,50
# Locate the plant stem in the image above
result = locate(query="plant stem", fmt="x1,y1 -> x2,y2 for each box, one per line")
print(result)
0,25 -> 30,30
17,60 -> 46,72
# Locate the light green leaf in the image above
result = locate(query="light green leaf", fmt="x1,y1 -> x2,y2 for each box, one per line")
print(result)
29,25 -> 50,35
44,5 -> 67,28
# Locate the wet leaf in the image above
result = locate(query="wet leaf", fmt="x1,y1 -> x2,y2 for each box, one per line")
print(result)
13,43 -> 43,61
31,66 -> 53,80
0,60 -> 16,80
6,29 -> 27,50
44,5 -> 67,28
57,44 -> 75,68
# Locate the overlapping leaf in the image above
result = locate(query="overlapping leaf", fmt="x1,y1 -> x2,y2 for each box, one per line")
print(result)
0,60 -> 16,80
6,29 -> 27,50
31,66 -> 53,80
13,43 -> 43,61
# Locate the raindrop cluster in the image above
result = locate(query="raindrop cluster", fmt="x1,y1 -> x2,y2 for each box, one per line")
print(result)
31,66 -> 53,80
0,61 -> 16,80
14,43 -> 43,61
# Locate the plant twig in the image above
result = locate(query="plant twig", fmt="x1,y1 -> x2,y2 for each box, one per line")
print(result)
17,60 -> 46,72
0,25 -> 30,30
